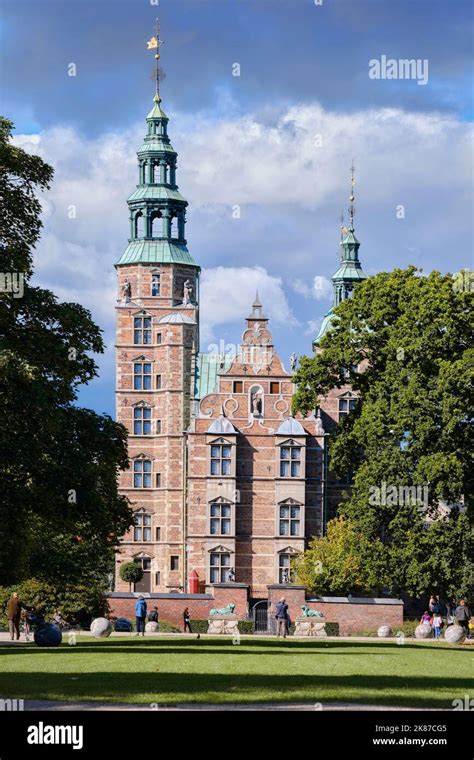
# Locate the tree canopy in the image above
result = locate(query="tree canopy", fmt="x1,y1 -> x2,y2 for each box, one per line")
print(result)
293,266 -> 473,599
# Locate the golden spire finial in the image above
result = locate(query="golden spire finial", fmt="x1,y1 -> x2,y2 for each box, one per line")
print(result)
348,160 -> 356,229
147,18 -> 165,100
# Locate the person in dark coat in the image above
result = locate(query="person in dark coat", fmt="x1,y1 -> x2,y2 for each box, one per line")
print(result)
275,597 -> 289,638
7,592 -> 22,641
454,600 -> 471,637
135,596 -> 147,636
148,606 -> 159,623
183,607 -> 192,633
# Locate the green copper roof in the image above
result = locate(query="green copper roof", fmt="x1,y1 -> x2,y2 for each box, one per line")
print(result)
147,97 -> 168,120
313,309 -> 334,347
195,353 -> 233,399
138,141 -> 176,155
332,261 -> 367,281
116,240 -> 197,266
127,186 -> 187,203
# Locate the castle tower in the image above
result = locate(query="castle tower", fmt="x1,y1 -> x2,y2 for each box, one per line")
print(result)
114,53 -> 200,591
313,164 -> 367,350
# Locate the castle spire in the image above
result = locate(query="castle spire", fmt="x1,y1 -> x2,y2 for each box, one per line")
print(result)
312,164 -> 367,350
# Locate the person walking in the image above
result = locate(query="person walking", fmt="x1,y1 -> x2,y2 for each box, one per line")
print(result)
135,595 -> 147,636
428,594 -> 437,613
454,600 -> 471,638
275,597 -> 289,639
431,612 -> 443,640
183,607 -> 192,633
7,592 -> 22,641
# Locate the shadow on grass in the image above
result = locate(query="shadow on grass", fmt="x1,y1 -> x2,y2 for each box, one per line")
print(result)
0,671 -> 470,709
1,638 -> 465,656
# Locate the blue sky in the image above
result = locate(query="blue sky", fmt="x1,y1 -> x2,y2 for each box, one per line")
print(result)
1,0 -> 473,416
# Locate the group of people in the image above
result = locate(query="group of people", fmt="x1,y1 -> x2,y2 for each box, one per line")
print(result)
5,592 -> 58,641
134,596 -> 193,634
420,595 -> 471,640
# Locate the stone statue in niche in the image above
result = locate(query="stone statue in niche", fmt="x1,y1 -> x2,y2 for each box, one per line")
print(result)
251,391 -> 262,417
315,408 -> 325,436
290,352 -> 297,372
182,279 -> 194,307
122,279 -> 131,304
226,567 -> 235,583
281,568 -> 290,584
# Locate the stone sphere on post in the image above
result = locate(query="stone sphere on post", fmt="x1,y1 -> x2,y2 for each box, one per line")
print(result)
90,617 -> 112,638
444,624 -> 466,645
377,625 -> 392,638
415,623 -> 432,639
34,623 -> 63,647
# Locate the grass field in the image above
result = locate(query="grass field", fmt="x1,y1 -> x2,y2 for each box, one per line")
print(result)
1,636 -> 472,708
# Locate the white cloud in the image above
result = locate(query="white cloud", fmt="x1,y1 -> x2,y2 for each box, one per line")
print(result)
200,265 -> 296,346
292,275 -> 332,301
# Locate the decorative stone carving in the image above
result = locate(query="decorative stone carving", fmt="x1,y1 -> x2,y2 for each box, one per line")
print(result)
315,408 -> 325,436
210,603 -> 235,616
290,352 -> 297,372
301,605 -> 324,618
122,279 -> 131,304
294,616 -> 327,637
182,279 -> 194,307
207,615 -> 239,636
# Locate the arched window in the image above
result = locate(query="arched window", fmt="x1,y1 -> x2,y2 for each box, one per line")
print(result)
170,215 -> 180,239
150,212 -> 164,239
134,211 -> 144,238
249,384 -> 263,417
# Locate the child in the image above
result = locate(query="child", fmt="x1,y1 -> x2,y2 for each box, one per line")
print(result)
420,611 -> 432,625
431,612 -> 443,640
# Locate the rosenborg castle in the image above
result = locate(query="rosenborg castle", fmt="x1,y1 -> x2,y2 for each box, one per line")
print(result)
114,91 -> 367,600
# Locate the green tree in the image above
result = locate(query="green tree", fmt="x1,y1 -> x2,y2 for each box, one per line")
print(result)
293,516 -> 388,596
293,266 -> 473,599
0,117 -> 133,586
119,562 -> 143,592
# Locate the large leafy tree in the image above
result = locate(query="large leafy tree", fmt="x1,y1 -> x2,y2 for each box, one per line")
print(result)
0,117 -> 133,586
293,266 -> 473,599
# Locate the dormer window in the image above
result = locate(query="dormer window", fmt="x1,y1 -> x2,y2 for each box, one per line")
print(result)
280,441 -> 301,477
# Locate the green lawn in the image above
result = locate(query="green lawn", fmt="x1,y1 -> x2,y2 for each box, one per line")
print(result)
1,636 -> 472,708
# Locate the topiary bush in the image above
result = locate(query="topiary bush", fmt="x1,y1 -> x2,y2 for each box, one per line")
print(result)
119,562 -> 143,591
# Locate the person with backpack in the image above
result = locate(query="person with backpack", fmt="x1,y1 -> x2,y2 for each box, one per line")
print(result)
148,606 -> 159,623
275,597 -> 289,639
454,600 -> 471,637
135,596 -> 147,636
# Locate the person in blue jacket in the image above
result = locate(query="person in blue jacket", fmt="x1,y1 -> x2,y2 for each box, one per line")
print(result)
135,596 -> 147,636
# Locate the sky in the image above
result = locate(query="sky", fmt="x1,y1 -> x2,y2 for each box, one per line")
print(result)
1,0 -> 473,417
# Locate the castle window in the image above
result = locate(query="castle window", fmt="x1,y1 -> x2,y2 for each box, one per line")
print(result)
156,374 -> 162,390
279,504 -> 301,537
155,473 -> 161,488
133,513 -> 152,542
338,397 -> 357,419
210,552 -> 230,584
156,419 -> 162,434
280,443 -> 301,477
133,459 -> 152,489
270,382 -> 280,394
233,381 -> 243,394
134,316 -> 152,345
134,362 -> 152,390
151,274 -> 161,297
210,443 -> 231,476
210,503 -> 231,535
155,571 -> 161,585
278,554 -> 292,584
156,332 -> 162,344
155,527 -> 161,541
133,406 -> 152,435
170,556 -> 179,571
